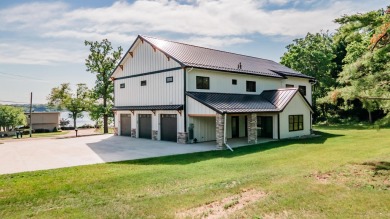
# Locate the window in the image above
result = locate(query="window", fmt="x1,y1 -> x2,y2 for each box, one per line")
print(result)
141,80 -> 147,86
289,115 -> 303,131
232,79 -> 237,85
196,76 -> 209,89
166,76 -> 173,83
120,83 -> 125,88
286,84 -> 294,88
246,81 -> 256,92
299,85 -> 306,96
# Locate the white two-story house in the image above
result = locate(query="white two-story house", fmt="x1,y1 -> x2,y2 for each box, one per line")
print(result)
111,35 -> 315,149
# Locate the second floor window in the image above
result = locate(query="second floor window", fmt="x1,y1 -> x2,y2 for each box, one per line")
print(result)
246,81 -> 256,92
299,85 -> 306,96
286,84 -> 294,88
120,83 -> 125,88
141,80 -> 147,86
196,76 -> 209,89
232,79 -> 237,85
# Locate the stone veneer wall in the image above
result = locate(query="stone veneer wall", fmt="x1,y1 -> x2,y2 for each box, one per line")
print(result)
131,128 -> 136,138
247,113 -> 257,144
152,130 -> 158,140
216,114 -> 225,150
177,132 -> 188,144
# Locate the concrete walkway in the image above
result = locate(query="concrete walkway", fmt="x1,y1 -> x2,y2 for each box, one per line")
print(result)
0,135 -> 216,175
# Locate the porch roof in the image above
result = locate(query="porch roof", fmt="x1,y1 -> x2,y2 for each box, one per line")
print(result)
187,88 -> 302,114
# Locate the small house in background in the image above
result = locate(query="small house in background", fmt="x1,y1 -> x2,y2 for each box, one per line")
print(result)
25,112 -> 60,132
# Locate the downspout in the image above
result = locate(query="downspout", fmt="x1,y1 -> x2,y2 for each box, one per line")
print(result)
224,112 -> 234,152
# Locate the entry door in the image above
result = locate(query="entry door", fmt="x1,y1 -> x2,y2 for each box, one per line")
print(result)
120,114 -> 131,136
257,116 -> 273,138
160,114 -> 177,142
231,116 -> 239,138
139,114 -> 152,139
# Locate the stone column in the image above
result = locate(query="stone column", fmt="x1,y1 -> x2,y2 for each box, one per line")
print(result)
131,128 -> 136,138
247,113 -> 257,144
152,130 -> 158,140
216,114 -> 225,150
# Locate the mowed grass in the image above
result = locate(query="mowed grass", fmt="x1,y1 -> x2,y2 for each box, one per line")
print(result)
0,126 -> 389,218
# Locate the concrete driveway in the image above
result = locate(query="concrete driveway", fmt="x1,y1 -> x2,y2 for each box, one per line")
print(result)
0,135 -> 216,175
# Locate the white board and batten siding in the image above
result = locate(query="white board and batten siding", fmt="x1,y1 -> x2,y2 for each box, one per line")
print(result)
282,77 -> 312,105
188,117 -> 216,142
115,69 -> 184,106
279,94 -> 311,139
113,39 -> 181,78
187,68 -> 281,94
114,38 -> 184,107
187,96 -> 216,116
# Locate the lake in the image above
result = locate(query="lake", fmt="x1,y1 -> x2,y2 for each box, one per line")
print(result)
60,111 -> 95,127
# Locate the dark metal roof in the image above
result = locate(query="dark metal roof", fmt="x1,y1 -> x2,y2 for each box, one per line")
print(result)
140,35 -> 313,79
186,88 -> 310,114
260,88 -> 298,110
112,105 -> 183,111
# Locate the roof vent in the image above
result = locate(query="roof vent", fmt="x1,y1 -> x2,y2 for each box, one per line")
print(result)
237,62 -> 242,69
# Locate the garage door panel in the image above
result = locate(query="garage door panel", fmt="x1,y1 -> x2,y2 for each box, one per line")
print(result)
120,114 -> 131,136
161,114 -> 177,142
139,114 -> 152,139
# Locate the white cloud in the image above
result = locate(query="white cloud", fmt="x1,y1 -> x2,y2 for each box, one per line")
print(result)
0,43 -> 86,65
0,0 -> 387,65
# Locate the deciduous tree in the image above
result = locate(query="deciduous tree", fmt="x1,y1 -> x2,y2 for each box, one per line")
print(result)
85,39 -> 122,133
47,83 -> 90,129
0,105 -> 26,131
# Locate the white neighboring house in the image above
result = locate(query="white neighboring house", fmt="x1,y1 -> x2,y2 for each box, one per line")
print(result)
111,35 -> 315,149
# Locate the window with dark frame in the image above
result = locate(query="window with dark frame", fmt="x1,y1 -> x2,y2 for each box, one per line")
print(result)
141,80 -> 147,86
299,85 -> 306,96
232,79 -> 237,85
286,84 -> 294,88
289,115 -> 303,131
120,83 -> 125,88
246,81 -> 256,92
166,76 -> 173,83
196,76 -> 210,89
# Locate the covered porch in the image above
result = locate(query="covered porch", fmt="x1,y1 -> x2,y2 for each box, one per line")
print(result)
186,89 -> 300,149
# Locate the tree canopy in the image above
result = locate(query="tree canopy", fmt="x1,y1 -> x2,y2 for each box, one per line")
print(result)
281,6 -> 390,125
47,83 -> 90,129
85,39 -> 123,133
0,105 -> 26,131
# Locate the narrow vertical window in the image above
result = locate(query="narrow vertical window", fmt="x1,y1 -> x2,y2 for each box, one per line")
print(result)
246,81 -> 256,92
299,85 -> 306,96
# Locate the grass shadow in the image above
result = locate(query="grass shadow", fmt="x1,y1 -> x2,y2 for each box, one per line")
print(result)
112,131 -> 343,166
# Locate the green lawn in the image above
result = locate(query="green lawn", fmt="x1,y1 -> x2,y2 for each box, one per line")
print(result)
0,126 -> 389,218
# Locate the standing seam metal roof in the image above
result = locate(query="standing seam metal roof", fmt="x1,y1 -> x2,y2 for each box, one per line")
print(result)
186,88 -> 303,114
140,35 -> 314,79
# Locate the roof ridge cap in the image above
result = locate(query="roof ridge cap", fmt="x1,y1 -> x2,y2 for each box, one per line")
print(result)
140,35 -> 276,62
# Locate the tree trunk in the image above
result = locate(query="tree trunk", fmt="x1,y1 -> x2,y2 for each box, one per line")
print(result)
103,115 -> 108,133
73,113 -> 77,130
368,110 -> 372,123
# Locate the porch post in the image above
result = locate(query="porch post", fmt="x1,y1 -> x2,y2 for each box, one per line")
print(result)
247,113 -> 257,144
216,113 -> 225,150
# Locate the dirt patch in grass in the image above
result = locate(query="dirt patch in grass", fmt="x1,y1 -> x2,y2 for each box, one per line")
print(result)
176,189 -> 267,219
307,161 -> 390,190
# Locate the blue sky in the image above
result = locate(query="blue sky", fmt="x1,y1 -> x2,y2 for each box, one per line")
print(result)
0,0 -> 388,104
